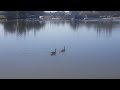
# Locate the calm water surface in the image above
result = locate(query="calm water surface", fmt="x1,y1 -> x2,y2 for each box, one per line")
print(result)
0,20 -> 120,79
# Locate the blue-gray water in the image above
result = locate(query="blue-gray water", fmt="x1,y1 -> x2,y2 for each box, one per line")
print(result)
0,20 -> 120,79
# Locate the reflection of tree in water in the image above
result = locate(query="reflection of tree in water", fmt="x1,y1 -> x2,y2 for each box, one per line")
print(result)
49,20 -> 120,36
3,20 -> 119,37
50,20 -> 84,31
67,20 -> 120,36
50,20 -> 66,26
68,20 -> 84,30
84,21 -> 120,36
68,20 -> 120,31
0,20 -> 46,36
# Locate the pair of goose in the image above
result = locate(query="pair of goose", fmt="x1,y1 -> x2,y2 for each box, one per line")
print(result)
51,46 -> 65,56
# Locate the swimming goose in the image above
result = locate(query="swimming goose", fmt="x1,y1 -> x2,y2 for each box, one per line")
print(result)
51,49 -> 56,56
60,46 -> 65,53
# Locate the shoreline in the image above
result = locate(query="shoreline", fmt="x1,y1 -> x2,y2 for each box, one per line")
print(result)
1,18 -> 120,22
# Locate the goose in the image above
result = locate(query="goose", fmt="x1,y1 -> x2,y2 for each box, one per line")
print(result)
60,46 -> 65,53
50,49 -> 56,56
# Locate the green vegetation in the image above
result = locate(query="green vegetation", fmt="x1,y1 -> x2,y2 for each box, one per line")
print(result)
0,15 -> 7,19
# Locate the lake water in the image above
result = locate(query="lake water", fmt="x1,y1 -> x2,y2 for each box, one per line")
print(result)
0,19 -> 120,79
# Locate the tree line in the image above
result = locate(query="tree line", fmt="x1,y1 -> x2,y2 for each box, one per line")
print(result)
0,11 -> 45,19
1,11 -> 120,19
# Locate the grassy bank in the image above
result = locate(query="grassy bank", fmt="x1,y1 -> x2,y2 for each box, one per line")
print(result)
0,15 -> 7,19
